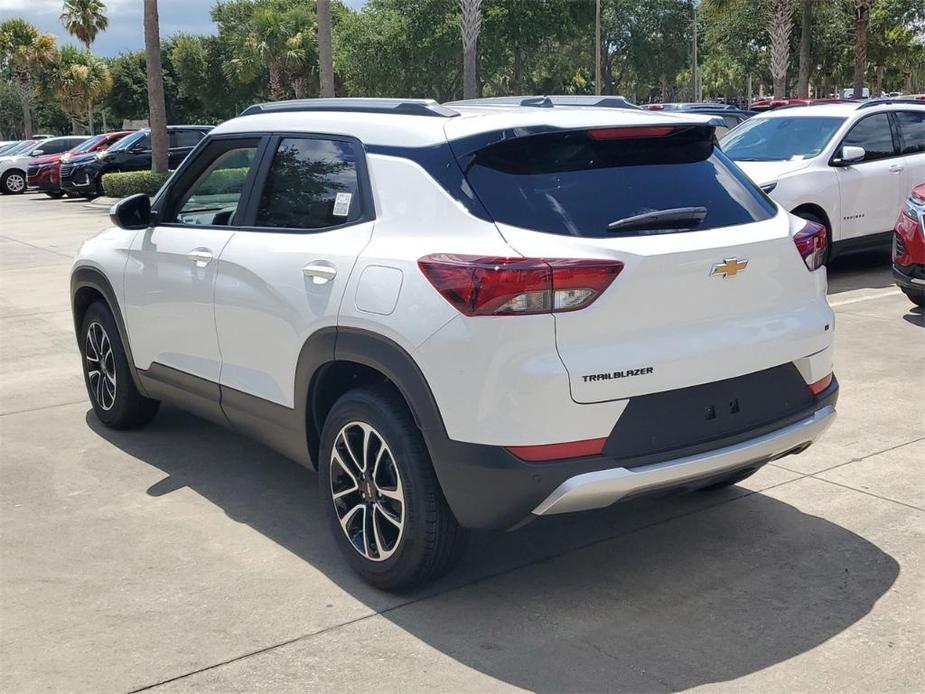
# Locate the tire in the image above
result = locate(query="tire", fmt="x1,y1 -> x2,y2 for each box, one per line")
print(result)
699,466 -> 758,491
1,169 -> 27,195
45,190 -> 65,199
79,301 -> 159,429
792,209 -> 834,265
901,287 -> 925,308
318,384 -> 467,591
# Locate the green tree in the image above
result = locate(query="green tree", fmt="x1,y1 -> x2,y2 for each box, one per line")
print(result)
60,0 -> 109,51
0,19 -> 57,137
46,44 -> 112,132
213,0 -> 317,100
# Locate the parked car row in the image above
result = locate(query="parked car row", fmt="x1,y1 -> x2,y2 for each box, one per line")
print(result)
0,125 -> 212,198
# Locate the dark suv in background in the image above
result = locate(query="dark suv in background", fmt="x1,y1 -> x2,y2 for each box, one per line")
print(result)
60,125 -> 212,198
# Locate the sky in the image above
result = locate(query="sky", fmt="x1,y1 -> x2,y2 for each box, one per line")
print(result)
0,0 -> 367,57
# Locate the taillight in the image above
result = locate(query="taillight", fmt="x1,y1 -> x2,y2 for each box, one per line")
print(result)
807,373 -> 833,396
793,221 -> 827,271
507,437 -> 607,462
417,255 -> 623,317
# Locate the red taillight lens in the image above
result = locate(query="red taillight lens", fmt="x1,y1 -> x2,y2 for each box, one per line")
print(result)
793,221 -> 827,271
507,437 -> 607,462
417,255 -> 623,317
587,126 -> 675,140
807,373 -> 833,396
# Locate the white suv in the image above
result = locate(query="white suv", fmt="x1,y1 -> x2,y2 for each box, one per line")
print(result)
71,98 -> 838,589
722,100 -> 925,259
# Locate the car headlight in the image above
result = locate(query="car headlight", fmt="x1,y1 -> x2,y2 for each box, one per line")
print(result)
759,181 -> 778,194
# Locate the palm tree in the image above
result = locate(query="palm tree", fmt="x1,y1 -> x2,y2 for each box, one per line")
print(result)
316,0 -> 334,97
144,0 -> 168,173
60,0 -> 109,52
226,4 -> 315,101
796,0 -> 811,98
853,0 -> 873,97
458,0 -> 481,99
0,19 -> 57,138
48,45 -> 112,132
60,0 -> 109,132
765,0 -> 794,98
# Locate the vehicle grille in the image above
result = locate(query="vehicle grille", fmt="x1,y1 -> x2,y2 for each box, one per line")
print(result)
27,165 -> 41,176
59,164 -> 75,178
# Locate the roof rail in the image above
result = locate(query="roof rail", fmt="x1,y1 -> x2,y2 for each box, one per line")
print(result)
445,95 -> 642,110
239,98 -> 459,118
856,97 -> 925,109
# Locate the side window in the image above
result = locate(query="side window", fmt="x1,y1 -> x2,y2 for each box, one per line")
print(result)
842,114 -> 896,161
254,137 -> 362,230
895,111 -> 925,155
169,130 -> 205,149
39,140 -> 67,154
166,139 -> 259,226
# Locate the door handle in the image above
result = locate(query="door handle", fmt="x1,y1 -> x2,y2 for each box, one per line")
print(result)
303,263 -> 337,284
188,249 -> 213,268
888,163 -> 904,173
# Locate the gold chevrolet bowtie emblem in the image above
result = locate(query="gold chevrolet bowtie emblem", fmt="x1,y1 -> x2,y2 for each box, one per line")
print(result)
710,257 -> 749,278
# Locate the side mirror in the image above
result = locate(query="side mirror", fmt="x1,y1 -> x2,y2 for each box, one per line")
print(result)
833,145 -> 866,166
109,193 -> 151,230
31,150 -> 43,157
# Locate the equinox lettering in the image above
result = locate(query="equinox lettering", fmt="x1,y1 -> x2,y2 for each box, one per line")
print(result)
582,367 -> 654,382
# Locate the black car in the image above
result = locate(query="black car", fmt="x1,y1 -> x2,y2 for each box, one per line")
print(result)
60,125 -> 212,197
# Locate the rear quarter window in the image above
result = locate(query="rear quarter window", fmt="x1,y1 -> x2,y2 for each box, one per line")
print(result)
463,126 -> 775,238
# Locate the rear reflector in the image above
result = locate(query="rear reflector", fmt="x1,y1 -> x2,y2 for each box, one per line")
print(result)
418,255 -> 623,316
507,437 -> 607,462
587,126 -> 676,140
793,221 -> 828,271
807,373 -> 833,396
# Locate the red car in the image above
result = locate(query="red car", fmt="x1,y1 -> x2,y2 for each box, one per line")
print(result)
27,130 -> 134,198
893,183 -> 925,308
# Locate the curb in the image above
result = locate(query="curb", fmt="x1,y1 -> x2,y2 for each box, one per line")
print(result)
83,197 -> 121,210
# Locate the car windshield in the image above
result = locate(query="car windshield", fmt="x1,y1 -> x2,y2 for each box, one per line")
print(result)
2,140 -> 37,157
107,130 -> 148,152
721,116 -> 846,161
68,134 -> 107,154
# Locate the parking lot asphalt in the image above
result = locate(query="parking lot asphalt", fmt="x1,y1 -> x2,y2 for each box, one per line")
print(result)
1,192 -> 923,693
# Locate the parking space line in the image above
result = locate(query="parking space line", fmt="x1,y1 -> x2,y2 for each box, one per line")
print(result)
830,288 -> 901,307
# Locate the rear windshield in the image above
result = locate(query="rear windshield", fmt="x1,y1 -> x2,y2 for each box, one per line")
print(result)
462,126 -> 775,238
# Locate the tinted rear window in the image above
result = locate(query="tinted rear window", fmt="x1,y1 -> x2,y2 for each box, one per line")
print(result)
463,127 -> 775,238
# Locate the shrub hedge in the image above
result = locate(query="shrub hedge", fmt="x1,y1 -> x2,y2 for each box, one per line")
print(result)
100,167 -> 250,198
101,171 -> 171,198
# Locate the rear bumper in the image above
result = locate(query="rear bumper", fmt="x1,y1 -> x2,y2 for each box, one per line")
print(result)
429,375 -> 838,530
893,264 -> 925,293
533,405 -> 835,516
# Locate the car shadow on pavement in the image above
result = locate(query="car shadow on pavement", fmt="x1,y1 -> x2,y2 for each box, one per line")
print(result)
88,406 -> 899,691
826,248 -> 894,294
902,304 -> 924,328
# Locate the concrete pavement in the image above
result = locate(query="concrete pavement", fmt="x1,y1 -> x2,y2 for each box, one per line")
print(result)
1,192 -> 922,693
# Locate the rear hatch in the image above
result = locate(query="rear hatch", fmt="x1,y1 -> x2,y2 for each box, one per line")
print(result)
451,121 -> 832,404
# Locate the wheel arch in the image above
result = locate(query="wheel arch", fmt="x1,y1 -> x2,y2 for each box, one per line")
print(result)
70,266 -> 148,396
791,203 -> 832,234
302,328 -> 448,470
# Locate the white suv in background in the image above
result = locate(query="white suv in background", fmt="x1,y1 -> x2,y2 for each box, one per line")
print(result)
71,98 -> 838,589
722,99 -> 925,260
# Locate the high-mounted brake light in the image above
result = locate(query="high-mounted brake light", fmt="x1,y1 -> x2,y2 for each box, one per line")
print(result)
417,255 -> 623,317
792,221 -> 827,271
587,126 -> 676,140
507,437 -> 608,462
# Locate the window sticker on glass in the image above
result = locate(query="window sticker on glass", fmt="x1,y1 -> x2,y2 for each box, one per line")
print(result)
333,192 -> 352,217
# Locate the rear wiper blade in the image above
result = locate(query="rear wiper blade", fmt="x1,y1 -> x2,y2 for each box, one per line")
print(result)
607,206 -> 707,233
